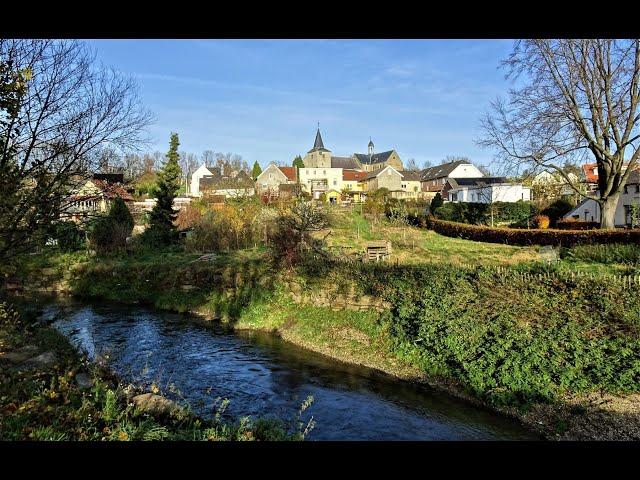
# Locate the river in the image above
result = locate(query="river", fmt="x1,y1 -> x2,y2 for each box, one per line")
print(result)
41,300 -> 538,440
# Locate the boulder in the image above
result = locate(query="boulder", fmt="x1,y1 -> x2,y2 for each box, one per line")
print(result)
75,372 -> 93,389
132,393 -> 179,416
25,351 -> 57,368
0,345 -> 39,364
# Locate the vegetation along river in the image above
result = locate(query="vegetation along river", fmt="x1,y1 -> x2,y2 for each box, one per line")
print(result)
42,300 -> 538,440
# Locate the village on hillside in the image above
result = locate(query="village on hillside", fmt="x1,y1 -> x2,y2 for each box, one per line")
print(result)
64,127 -> 640,232
3,38 -> 640,445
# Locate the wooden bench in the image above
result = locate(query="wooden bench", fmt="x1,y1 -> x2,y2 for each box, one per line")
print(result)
364,240 -> 392,262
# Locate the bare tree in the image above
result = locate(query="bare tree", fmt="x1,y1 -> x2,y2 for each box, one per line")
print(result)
0,39 -> 153,268
478,39 -> 640,229
202,149 -> 215,167
405,157 -> 419,171
421,159 -> 434,169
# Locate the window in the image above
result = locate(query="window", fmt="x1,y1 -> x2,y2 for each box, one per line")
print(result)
402,183 -> 407,189
323,170 -> 326,175
333,179 -> 337,186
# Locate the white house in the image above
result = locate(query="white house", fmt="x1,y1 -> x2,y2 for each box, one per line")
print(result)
297,167 -> 344,200
564,171 -> 640,226
190,164 -> 213,197
444,177 -> 531,203
420,160 -> 486,200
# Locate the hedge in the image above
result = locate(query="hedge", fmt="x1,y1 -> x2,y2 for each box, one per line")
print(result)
426,217 -> 640,247
556,220 -> 599,230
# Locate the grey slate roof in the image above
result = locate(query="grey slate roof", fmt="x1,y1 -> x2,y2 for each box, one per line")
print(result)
627,170 -> 639,185
446,177 -> 507,189
331,156 -> 360,169
200,169 -> 255,190
361,166 -> 402,181
420,160 -> 470,181
309,128 -> 330,152
354,150 -> 394,165
401,170 -> 422,181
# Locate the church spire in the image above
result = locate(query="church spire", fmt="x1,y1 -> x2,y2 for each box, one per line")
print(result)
309,125 -> 329,153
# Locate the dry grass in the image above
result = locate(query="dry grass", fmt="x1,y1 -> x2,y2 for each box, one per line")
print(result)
315,208 -> 540,267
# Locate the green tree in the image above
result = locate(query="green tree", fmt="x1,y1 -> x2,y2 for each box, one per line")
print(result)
292,155 -> 304,169
144,133 -> 182,246
251,161 -> 262,180
88,197 -> 135,254
430,192 -> 443,214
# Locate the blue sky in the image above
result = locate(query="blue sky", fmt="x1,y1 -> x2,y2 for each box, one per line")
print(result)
89,39 -> 515,169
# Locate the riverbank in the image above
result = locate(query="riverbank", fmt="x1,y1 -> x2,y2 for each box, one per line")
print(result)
7,248 -> 640,440
0,300 -> 303,441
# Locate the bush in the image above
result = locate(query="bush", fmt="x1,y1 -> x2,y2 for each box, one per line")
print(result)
426,217 -> 640,247
435,201 -> 536,226
541,198 -> 575,226
532,215 -> 550,229
51,221 -> 85,252
561,243 -> 640,265
556,219 -> 599,230
88,198 -> 135,254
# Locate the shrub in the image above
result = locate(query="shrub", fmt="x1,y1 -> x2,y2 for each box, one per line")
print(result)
425,217 -> 640,247
435,201 -> 535,226
556,219 -> 599,230
541,198 -> 575,226
532,215 -> 550,229
268,201 -> 329,267
561,243 -> 640,265
51,221 -> 85,252
87,198 -> 135,254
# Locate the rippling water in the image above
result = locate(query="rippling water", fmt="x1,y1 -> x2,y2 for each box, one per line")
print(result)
44,300 -> 538,440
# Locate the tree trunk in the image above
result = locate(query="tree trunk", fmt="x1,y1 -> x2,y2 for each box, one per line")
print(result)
600,195 -> 619,229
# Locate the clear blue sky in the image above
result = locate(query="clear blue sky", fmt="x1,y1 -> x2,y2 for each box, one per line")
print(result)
89,39 -> 515,169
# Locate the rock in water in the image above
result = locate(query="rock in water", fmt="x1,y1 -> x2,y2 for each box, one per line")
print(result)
132,393 -> 179,416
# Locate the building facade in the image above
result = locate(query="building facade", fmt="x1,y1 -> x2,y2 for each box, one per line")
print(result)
564,171 -> 640,226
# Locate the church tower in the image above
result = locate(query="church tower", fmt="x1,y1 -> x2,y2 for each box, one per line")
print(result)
303,126 -> 331,168
368,138 -> 374,156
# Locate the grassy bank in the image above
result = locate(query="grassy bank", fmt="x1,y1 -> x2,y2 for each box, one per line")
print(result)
0,301 -> 307,441
8,212 -> 640,440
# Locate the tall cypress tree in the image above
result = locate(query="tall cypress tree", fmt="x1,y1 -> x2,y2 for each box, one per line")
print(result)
145,133 -> 182,245
292,155 -> 304,168
251,161 -> 262,180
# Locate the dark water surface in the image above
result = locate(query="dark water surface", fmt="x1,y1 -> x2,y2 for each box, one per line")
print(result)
44,300 -> 538,440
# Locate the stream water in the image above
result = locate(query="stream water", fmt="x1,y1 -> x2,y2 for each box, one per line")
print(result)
42,300 -> 538,440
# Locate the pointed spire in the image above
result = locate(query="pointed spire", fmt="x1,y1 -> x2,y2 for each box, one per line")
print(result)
313,128 -> 325,150
309,125 -> 330,153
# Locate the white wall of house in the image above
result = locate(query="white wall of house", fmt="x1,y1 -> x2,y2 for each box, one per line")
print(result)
449,184 -> 531,203
449,163 -> 485,178
190,164 -> 213,197
564,187 -> 640,226
298,167 -> 343,194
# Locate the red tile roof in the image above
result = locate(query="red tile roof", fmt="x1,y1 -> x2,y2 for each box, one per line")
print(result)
582,163 -> 598,184
92,180 -> 134,201
582,162 -> 639,184
342,169 -> 367,181
278,166 -> 297,181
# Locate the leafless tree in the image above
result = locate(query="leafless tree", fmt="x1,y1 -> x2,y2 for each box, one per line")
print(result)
0,39 -> 153,267
202,149 -> 215,167
421,159 -> 434,169
405,157 -> 419,171
478,39 -> 640,229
